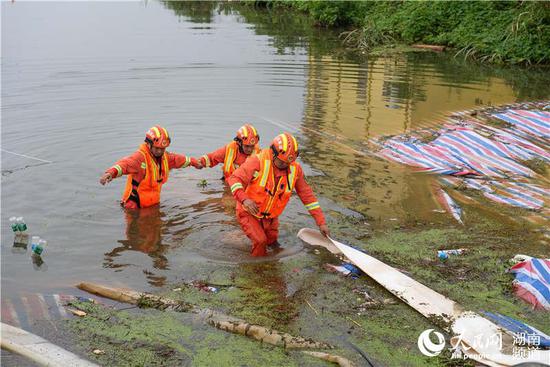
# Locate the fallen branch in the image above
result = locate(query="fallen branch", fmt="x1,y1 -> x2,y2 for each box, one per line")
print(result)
199,308 -> 332,349
302,351 -> 355,367
77,282 -> 332,349
77,283 -> 143,305
411,44 -> 446,52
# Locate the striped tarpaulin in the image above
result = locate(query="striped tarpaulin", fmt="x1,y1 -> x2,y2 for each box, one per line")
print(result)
0,293 -> 97,331
483,311 -> 550,347
434,188 -> 463,224
379,126 -> 541,178
373,108 -> 549,215
509,258 -> 550,310
447,178 -> 546,210
493,110 -> 550,139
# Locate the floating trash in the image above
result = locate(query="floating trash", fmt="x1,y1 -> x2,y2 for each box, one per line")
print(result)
437,248 -> 467,261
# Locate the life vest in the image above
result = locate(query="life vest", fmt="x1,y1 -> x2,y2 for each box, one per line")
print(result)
223,141 -> 260,179
245,148 -> 298,219
122,143 -> 169,208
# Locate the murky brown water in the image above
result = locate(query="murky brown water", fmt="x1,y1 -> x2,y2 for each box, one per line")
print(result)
2,2 -> 549,299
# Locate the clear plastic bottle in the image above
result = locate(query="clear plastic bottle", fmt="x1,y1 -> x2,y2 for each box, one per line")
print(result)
31,236 -> 40,254
38,239 -> 47,255
31,236 -> 40,249
9,217 -> 19,232
16,217 -> 28,233
32,239 -> 46,256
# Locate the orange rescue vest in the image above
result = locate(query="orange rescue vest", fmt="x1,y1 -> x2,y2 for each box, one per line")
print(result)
122,144 -> 170,208
245,148 -> 298,219
223,141 -> 260,179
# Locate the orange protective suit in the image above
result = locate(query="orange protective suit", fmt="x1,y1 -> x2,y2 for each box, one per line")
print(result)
199,141 -> 260,181
105,143 -> 198,209
227,148 -> 325,256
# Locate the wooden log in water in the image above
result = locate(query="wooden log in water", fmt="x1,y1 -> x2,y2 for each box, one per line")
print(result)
77,282 -> 142,304
200,308 -> 333,349
77,282 -> 194,312
411,44 -> 446,52
77,282 -> 333,349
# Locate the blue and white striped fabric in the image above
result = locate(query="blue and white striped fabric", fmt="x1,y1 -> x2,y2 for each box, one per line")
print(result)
483,311 -> 550,347
509,258 -> 550,310
374,108 -> 549,213
493,110 -> 550,139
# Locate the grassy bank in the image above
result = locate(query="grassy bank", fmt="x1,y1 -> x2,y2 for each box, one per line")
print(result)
63,208 -> 548,366
254,1 -> 550,65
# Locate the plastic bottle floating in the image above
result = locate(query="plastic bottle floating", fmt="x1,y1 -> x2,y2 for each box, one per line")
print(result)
32,238 -> 47,256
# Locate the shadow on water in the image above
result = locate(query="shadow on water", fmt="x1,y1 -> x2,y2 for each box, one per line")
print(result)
162,1 -> 219,24
104,206 -> 170,286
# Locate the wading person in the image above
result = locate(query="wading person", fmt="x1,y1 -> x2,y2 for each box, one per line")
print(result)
227,132 -> 330,256
99,125 -> 201,209
196,123 -> 260,182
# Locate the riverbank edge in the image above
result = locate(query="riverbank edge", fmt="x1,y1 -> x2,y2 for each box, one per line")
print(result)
246,1 -> 550,66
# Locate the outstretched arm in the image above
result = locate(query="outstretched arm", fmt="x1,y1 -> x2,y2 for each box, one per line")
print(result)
294,167 -> 330,237
197,146 -> 227,169
100,151 -> 143,185
166,152 -> 200,169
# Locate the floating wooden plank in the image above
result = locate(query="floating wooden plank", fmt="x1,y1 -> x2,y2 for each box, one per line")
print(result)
298,228 -> 550,366
1,322 -> 99,367
298,228 -> 463,322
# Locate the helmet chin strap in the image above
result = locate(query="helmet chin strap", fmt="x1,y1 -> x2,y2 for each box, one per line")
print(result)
270,144 -> 279,159
234,137 -> 245,154
270,144 -> 299,167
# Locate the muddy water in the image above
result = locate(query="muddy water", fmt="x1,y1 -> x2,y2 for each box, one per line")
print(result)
2,2 -> 549,299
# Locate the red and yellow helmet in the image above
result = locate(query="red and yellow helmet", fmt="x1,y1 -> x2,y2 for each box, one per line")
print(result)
145,125 -> 171,148
235,124 -> 259,145
271,132 -> 299,163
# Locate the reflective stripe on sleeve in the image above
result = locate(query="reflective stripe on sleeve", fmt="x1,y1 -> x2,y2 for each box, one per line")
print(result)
305,201 -> 320,211
182,156 -> 191,168
113,165 -> 123,177
230,182 -> 244,193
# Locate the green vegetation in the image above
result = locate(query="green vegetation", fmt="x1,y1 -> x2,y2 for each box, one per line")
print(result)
65,301 -> 194,366
64,207 -> 548,366
64,300 -> 307,367
163,1 -> 218,23
255,1 -> 550,65
228,1 -> 550,99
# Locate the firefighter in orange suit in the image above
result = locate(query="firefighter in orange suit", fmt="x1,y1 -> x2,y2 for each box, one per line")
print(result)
227,132 -> 330,256
99,125 -> 201,209
196,124 -> 260,182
